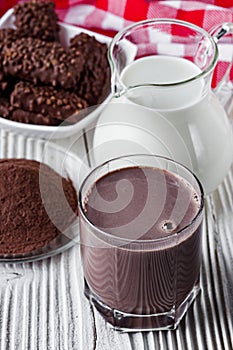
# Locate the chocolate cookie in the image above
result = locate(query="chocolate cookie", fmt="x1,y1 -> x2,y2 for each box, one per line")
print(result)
10,81 -> 88,125
9,109 -> 63,126
0,98 -> 13,118
0,29 -> 20,92
0,159 -> 78,255
2,37 -> 84,89
14,1 -> 60,42
70,33 -> 111,106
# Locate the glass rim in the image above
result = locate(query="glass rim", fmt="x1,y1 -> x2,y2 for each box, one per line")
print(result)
108,18 -> 218,89
78,154 -> 205,245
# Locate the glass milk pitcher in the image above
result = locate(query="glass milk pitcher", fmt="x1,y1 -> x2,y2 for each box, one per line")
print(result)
107,19 -> 233,194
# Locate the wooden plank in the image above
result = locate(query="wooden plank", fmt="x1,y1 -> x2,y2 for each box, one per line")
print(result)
0,128 -> 233,349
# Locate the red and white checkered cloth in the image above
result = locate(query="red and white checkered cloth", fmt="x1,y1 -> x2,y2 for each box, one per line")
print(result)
0,0 -> 233,86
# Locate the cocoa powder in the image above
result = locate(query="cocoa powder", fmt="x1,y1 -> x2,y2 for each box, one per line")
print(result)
0,159 -> 78,255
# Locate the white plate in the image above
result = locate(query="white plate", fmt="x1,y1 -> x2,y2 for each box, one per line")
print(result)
0,9 -> 112,139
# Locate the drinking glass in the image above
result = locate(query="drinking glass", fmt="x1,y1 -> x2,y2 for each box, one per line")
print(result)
79,154 -> 204,331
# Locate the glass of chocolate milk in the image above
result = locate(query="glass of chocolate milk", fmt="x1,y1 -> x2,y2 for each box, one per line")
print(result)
79,155 -> 204,331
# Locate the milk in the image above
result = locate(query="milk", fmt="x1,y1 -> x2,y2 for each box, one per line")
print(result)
94,56 -> 233,194
121,56 -> 204,110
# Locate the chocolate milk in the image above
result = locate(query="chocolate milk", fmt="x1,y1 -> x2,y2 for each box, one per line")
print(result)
81,166 -> 203,329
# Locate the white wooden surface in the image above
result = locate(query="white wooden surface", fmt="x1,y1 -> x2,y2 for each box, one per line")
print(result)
0,124 -> 232,350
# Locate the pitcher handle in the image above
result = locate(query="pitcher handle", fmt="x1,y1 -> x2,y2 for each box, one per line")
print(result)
209,22 -> 233,109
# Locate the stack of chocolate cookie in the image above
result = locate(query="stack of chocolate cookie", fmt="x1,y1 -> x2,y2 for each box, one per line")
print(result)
0,0 -> 110,126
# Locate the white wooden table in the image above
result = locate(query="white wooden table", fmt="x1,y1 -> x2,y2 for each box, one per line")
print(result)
0,115 -> 232,350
